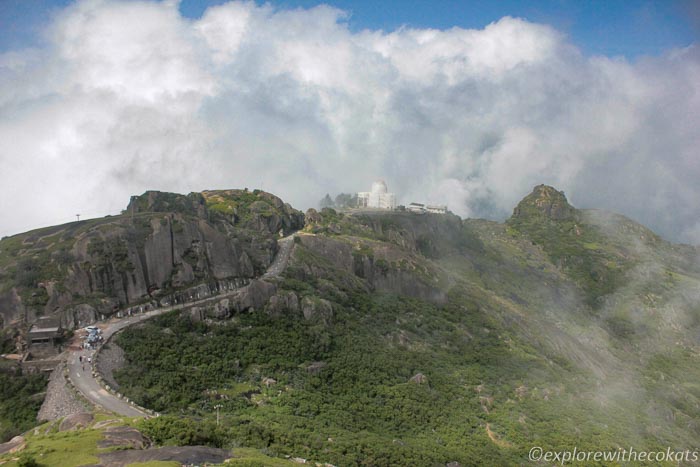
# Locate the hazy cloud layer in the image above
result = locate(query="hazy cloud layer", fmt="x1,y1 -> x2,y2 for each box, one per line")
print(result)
0,0 -> 698,243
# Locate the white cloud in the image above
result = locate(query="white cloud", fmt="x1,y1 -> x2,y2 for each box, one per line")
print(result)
0,0 -> 698,245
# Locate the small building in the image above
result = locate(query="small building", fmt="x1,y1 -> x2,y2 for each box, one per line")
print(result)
28,317 -> 62,350
426,204 -> 447,214
407,202 -> 426,213
408,202 -> 448,214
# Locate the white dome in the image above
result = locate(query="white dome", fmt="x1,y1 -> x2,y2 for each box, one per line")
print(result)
371,180 -> 388,194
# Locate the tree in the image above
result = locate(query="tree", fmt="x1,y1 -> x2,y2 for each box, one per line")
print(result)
334,193 -> 358,208
319,194 -> 334,209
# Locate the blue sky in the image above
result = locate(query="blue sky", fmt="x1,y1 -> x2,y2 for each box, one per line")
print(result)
0,0 -> 698,241
1,0 -> 698,57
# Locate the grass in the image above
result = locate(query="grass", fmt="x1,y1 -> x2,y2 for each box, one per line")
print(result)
0,427 -> 102,467
126,462 -> 181,467
226,447 -> 297,465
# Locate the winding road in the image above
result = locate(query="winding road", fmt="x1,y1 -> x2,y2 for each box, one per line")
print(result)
263,234 -> 296,278
66,233 -> 297,417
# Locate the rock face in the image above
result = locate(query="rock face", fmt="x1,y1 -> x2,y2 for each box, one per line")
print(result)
511,184 -> 578,221
0,189 -> 304,331
58,412 -> 94,431
265,290 -> 300,317
409,373 -> 428,385
189,280 -> 278,321
60,304 -> 98,330
0,436 -> 25,455
98,426 -> 151,450
287,234 -> 448,305
301,296 -> 334,322
98,445 -> 231,467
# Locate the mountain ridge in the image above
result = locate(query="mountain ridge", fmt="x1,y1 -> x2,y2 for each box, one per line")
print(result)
0,184 -> 698,466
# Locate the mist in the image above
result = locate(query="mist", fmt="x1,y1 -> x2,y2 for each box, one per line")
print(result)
0,0 -> 698,244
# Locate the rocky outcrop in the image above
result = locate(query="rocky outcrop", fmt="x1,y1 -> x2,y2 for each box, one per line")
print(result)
60,304 -> 98,330
0,436 -> 25,455
288,235 -> 447,305
409,373 -> 428,385
189,280 -> 277,321
0,289 -> 28,331
0,189 -> 304,331
231,280 -> 277,313
301,296 -> 333,323
511,184 -> 578,221
98,426 -> 151,450
98,445 -> 231,467
58,412 -> 94,431
265,291 -> 300,317
304,208 -> 322,224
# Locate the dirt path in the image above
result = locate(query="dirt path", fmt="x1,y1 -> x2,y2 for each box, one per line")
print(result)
485,423 -> 512,448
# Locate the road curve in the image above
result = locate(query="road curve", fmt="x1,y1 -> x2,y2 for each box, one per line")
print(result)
67,309 -> 170,417
263,233 -> 296,279
67,233 -> 298,417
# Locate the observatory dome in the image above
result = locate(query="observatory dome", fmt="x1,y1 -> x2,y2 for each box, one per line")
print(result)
371,180 -> 388,194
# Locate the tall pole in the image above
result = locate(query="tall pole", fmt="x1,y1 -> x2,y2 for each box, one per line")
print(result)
214,404 -> 222,426
76,214 -> 80,222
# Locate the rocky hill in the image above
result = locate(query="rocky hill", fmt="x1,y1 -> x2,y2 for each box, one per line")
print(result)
1,185 -> 699,466
0,189 -> 303,341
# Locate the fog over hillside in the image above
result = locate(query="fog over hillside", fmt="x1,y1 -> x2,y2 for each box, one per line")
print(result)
0,0 -> 698,243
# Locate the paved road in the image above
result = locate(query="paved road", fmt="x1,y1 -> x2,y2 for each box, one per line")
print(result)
67,309 -> 169,417
67,233 -> 298,417
262,234 -> 296,279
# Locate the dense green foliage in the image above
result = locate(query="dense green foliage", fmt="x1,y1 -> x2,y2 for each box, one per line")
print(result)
203,189 -> 285,226
3,185 -> 699,465
110,187 -> 700,465
0,371 -> 48,442
506,193 -> 629,308
113,287 -> 677,466
137,416 -> 227,448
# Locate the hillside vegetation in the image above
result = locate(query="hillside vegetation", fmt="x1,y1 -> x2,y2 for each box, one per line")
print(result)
110,186 -> 699,465
1,185 -> 698,465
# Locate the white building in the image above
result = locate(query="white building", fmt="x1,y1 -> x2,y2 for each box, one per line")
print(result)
358,180 -> 397,210
407,202 -> 448,214
407,202 -> 426,213
426,205 -> 447,214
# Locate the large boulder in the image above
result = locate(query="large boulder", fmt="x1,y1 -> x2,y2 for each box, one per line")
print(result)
206,298 -> 232,320
59,412 -> 94,431
265,291 -> 300,317
301,296 -> 333,323
98,426 -> 151,450
231,280 -> 277,313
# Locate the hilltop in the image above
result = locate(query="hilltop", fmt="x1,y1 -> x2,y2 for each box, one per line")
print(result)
0,185 -> 699,466
0,189 -> 303,338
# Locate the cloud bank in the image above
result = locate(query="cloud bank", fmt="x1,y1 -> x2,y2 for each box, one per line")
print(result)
0,0 -> 698,243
